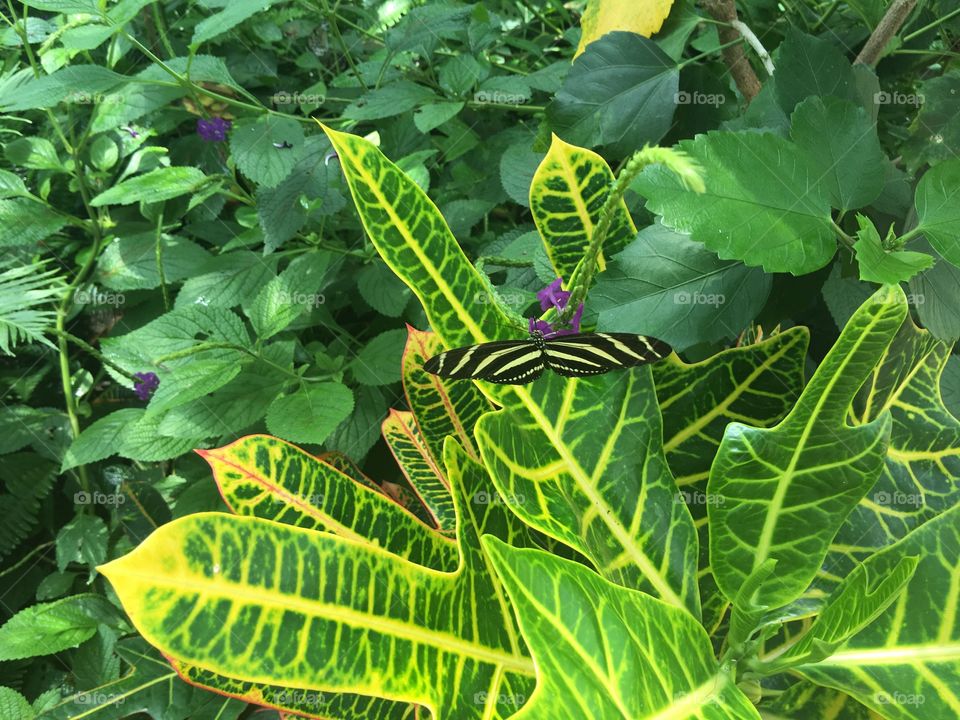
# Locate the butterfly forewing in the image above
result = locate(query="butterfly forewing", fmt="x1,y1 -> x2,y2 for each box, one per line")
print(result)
544,332 -> 670,377
422,340 -> 545,383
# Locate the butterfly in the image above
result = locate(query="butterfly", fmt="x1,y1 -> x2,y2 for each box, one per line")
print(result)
423,330 -> 671,385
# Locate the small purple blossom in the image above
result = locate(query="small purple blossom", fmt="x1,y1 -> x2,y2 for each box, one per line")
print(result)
528,317 -> 553,335
197,117 -> 231,142
537,277 -> 571,313
133,372 -> 159,401
552,302 -> 584,336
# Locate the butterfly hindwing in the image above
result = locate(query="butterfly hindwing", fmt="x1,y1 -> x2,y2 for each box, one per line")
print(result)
423,339 -> 545,383
543,332 -> 671,377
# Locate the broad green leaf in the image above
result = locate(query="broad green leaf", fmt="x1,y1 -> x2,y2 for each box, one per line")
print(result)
476,367 -> 701,617
400,327 -> 490,466
343,81 -> 437,121
0,594 -> 115,661
483,539 -> 761,719
199,434 -> 457,570
499,143 -> 544,208
0,687 -> 32,720
915,158 -> 960,268
593,223 -> 772,350
382,409 -> 456,535
265,383 -> 354,445
61,408 -> 143,471
175,251 -> 277,309
0,64 -> 126,111
774,29 -> 859,113
351,329 -> 407,386
145,360 -> 243,416
708,286 -> 905,609
853,215 -> 934,284
321,125 -> 514,350
326,384 -> 388,460
101,441 -> 536,719
0,198 -> 66,247
118,410 -> 207,462
528,134 -> 636,278
229,115 -> 305,188
192,0 -> 280,45
90,167 -> 209,206
790,97 -> 886,211
96,232 -> 212,291
547,32 -> 679,155
799,505 -> 960,720
56,515 -> 108,575
634,131 -> 835,274
902,69 -> 960,171
575,0 -> 674,57
248,252 -> 334,338
817,314 -> 960,594
910,250 -> 960,341
413,101 -> 464,133
5,136 -> 63,171
0,168 -> 28,198
358,260 -> 413,317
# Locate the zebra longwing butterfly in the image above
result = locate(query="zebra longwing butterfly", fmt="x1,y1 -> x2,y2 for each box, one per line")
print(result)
423,330 -> 671,385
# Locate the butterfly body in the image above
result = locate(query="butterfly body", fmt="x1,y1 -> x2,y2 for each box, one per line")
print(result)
423,331 -> 671,385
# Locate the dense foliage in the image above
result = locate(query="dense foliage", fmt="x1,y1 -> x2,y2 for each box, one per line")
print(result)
0,1 -> 958,719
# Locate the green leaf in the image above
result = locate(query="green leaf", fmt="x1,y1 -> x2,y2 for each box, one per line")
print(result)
96,232 -> 212,290
799,505 -> 960,719
146,360 -> 243,416
90,167 -> 209,206
483,538 -> 761,719
593,223 -> 772,350
192,0 -> 279,45
0,262 -> 62,353
0,198 -> 66,247
902,69 -> 960,171
547,31 -> 678,155
0,687 -> 33,720
175,251 -> 277,309
4,136 -> 63,171
708,286 -> 906,609
790,96 -> 886,211
634,130 -> 835,274
0,169 -> 28,198
118,410 -> 208,461
61,408 -> 143,471
0,64 -> 126,111
0,453 -> 56,559
56,514 -> 108,574
343,81 -> 437,121
229,115 -> 305,188
475,368 -> 701,616
265,383 -> 354,444
413,101 -> 464,133
351,329 -> 407,386
853,214 -> 934,284
774,28 -> 858,112
100,441 -> 537,718
915,158 -> 960,268
0,594 -> 114,661
910,247 -> 960,341
357,260 -> 412,318
325,385 -> 388,460
528,134 -> 635,278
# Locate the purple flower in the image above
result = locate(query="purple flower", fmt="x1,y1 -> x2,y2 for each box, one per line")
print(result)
537,277 -> 571,312
552,302 -> 584,336
528,317 -> 553,335
197,117 -> 231,142
133,372 -> 159,401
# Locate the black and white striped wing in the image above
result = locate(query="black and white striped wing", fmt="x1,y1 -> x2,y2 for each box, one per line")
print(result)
543,332 -> 671,377
423,340 -> 545,384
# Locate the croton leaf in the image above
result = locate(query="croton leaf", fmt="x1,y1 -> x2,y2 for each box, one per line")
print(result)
528,134 -> 636,278
475,368 -> 700,617
798,505 -> 960,720
101,440 -> 537,719
708,286 -> 906,610
198,434 -> 458,570
815,312 -> 960,596
483,538 -> 761,719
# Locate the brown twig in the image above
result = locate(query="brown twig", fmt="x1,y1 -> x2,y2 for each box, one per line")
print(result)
855,0 -> 917,66
700,0 -> 762,103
